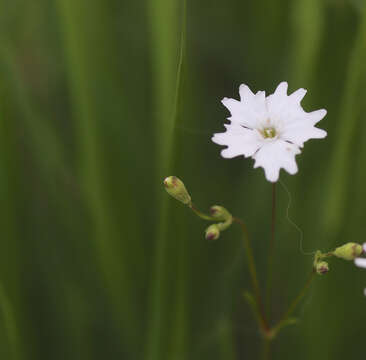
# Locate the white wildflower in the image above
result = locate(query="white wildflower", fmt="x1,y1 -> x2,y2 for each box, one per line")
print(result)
354,243 -> 366,296
212,82 -> 327,182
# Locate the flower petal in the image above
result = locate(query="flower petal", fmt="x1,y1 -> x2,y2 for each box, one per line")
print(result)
355,258 -> 366,269
213,82 -> 327,182
221,84 -> 267,128
265,82 -> 289,119
281,120 -> 327,147
212,123 -> 263,158
265,83 -> 327,147
239,84 -> 255,100
288,88 -> 307,103
252,140 -> 301,182
274,81 -> 289,97
306,109 -> 327,125
266,84 -> 326,130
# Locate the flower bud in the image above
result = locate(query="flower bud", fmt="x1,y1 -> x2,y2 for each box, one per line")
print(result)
205,224 -> 220,241
333,242 -> 363,261
316,261 -> 329,275
163,176 -> 191,205
209,205 -> 232,221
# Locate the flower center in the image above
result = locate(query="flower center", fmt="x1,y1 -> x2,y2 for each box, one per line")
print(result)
261,127 -> 277,139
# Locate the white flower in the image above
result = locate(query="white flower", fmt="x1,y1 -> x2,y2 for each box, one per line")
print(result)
354,243 -> 366,296
212,82 -> 327,182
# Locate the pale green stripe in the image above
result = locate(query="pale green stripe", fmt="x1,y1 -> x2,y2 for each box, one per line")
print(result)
55,0 -> 139,348
323,9 -> 366,237
290,0 -> 325,85
146,0 -> 186,359
148,0 -> 180,174
218,319 -> 237,360
0,285 -> 20,360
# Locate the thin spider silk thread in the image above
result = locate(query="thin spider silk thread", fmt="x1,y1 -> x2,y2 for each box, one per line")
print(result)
279,179 -> 316,256
173,123 -> 317,257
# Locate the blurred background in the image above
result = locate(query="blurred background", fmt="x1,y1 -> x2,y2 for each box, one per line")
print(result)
0,0 -> 365,359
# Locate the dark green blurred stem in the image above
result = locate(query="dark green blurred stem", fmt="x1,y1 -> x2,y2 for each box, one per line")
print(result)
0,49 -> 28,360
266,183 -> 276,317
232,217 -> 268,331
218,320 -> 238,360
262,338 -> 271,360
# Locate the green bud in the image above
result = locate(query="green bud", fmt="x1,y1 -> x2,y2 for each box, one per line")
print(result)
163,176 -> 192,205
205,224 -> 220,241
316,261 -> 329,275
333,242 -> 363,261
209,205 -> 232,221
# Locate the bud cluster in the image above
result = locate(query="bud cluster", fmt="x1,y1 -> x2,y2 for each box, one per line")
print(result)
313,242 -> 364,275
313,251 -> 330,275
205,205 -> 233,241
163,176 -> 233,241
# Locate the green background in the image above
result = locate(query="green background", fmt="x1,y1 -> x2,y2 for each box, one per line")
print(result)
0,0 -> 365,359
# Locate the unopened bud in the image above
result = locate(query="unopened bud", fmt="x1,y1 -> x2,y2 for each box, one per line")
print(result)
333,242 -> 363,261
205,224 -> 220,241
163,176 -> 191,205
209,205 -> 232,221
316,261 -> 329,275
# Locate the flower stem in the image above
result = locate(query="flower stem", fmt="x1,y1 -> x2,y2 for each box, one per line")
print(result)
189,204 -> 216,221
266,183 -> 276,316
272,270 -> 315,335
233,217 -> 268,331
189,206 -> 270,333
282,270 -> 315,320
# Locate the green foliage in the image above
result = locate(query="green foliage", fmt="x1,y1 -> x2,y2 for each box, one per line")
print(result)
0,0 -> 364,359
